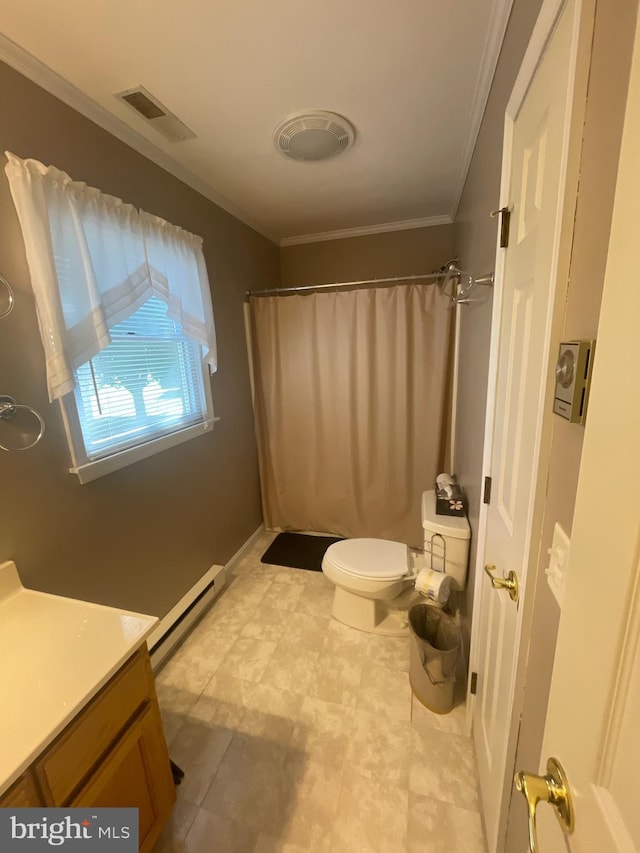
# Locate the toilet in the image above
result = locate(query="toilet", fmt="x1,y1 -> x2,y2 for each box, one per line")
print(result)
322,490 -> 470,636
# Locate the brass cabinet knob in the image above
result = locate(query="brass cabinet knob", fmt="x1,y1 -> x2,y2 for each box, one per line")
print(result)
483,564 -> 519,602
514,757 -> 575,853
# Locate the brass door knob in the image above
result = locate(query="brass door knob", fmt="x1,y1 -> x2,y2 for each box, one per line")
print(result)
484,564 -> 519,602
514,757 -> 575,853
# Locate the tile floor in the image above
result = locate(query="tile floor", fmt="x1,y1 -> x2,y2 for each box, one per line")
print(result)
153,531 -> 486,853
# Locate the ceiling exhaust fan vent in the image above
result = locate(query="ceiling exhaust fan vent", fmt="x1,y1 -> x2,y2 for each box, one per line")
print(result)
274,111 -> 355,162
115,86 -> 196,143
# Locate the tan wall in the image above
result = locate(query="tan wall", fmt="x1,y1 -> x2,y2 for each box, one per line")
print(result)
504,2 -> 638,848
453,0 -> 544,643
279,225 -> 455,288
0,61 -> 279,617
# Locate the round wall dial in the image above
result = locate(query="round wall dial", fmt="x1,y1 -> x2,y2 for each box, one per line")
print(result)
555,349 -> 575,388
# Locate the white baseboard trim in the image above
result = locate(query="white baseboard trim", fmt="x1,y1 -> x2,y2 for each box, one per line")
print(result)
148,524 -> 265,670
225,523 -> 266,572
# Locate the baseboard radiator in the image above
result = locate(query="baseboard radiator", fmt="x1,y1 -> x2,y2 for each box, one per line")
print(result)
147,525 -> 263,670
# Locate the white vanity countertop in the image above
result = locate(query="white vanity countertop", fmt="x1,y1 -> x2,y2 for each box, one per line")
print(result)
0,560 -> 158,797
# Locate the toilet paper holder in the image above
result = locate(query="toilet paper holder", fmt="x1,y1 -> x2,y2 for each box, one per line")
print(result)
427,533 -> 447,574
410,533 -> 447,585
412,534 -> 453,606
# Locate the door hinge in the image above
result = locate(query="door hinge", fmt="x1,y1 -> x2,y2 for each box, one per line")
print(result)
470,671 -> 478,695
491,206 -> 511,248
483,476 -> 492,505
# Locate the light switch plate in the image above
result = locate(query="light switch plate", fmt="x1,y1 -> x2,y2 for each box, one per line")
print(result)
545,522 -> 571,607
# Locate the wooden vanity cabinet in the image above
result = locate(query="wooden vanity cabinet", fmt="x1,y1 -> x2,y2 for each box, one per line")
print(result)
71,701 -> 174,850
0,771 -> 43,807
0,647 -> 174,853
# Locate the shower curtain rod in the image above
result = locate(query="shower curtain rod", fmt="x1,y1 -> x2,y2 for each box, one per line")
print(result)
246,271 -> 445,298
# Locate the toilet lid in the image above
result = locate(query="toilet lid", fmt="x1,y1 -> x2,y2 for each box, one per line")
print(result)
324,538 -> 409,581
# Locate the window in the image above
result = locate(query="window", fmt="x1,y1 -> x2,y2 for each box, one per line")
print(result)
5,152 -> 218,483
63,297 -> 213,481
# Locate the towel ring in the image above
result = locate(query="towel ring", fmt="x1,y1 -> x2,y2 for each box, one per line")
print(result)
0,396 -> 45,451
0,274 -> 14,318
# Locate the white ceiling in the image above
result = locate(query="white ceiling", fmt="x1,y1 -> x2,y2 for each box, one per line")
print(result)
0,0 -> 512,244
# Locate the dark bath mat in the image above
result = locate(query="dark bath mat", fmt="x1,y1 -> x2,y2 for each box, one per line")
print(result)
261,532 -> 344,572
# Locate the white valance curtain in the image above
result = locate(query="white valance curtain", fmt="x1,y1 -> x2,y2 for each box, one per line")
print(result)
4,152 -> 217,401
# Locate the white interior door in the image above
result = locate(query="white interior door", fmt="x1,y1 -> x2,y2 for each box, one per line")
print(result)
523,12 -> 640,850
469,1 -> 593,849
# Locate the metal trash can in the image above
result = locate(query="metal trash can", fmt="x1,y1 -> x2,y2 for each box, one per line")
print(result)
409,603 -> 460,714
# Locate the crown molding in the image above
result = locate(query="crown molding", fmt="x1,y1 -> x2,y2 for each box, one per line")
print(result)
0,34 -> 278,244
279,215 -> 453,247
450,0 -> 515,220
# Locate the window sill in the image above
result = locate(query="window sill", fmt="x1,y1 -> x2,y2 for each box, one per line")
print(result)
69,417 -> 220,484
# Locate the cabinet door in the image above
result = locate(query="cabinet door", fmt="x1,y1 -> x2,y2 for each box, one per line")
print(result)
72,702 -> 175,853
37,648 -> 150,806
0,772 -> 43,807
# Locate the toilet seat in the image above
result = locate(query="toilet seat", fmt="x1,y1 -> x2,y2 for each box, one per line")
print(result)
323,538 -> 409,582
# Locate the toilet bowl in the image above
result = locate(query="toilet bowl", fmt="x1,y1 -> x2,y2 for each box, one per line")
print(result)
321,490 -> 470,637
322,538 -> 418,636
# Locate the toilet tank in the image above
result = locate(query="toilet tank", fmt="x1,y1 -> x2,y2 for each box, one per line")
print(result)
421,490 -> 470,590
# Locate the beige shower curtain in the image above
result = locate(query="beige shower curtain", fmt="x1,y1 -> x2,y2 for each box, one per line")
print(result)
250,283 -> 452,545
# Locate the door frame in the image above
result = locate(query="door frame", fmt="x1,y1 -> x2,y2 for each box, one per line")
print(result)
466,0 -> 595,846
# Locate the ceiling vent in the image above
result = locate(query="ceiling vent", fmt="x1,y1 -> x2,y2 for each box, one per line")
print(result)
115,86 -> 196,143
274,111 -> 355,162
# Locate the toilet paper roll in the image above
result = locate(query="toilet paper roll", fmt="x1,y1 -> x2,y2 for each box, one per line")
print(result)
415,568 -> 453,605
